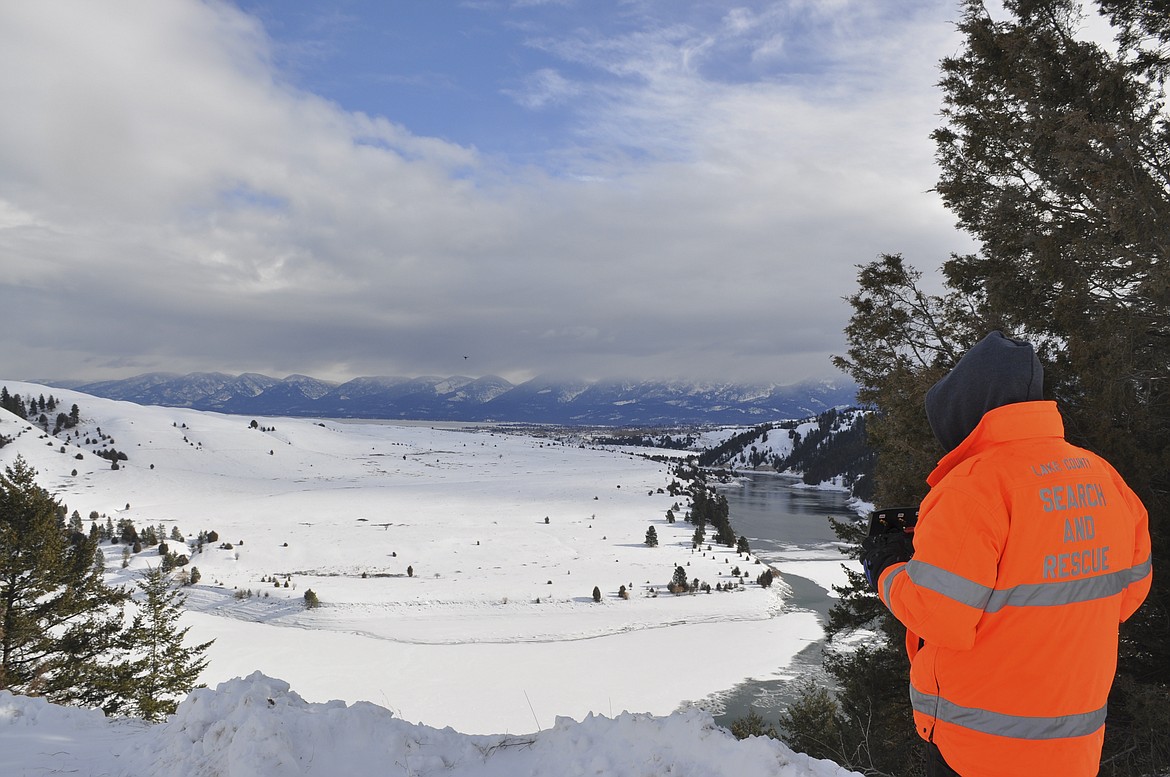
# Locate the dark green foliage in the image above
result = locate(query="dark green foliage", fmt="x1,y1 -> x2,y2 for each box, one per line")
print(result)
810,3 -> 1170,774
831,256 -> 955,509
930,0 -> 1170,697
1101,673 -> 1170,776
698,411 -> 876,503
776,677 -> 844,758
670,565 -> 688,593
592,585 -> 601,603
0,456 -> 135,713
96,448 -> 128,464
0,387 -> 28,419
303,589 -> 320,609
0,391 -> 76,432
594,432 -> 696,449
785,410 -> 875,501
122,566 -> 213,721
729,707 -> 780,740
115,514 -> 137,545
644,525 -> 658,547
697,424 -> 774,467
688,485 -> 734,547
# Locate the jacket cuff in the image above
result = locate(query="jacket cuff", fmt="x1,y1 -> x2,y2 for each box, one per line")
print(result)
879,561 -> 909,609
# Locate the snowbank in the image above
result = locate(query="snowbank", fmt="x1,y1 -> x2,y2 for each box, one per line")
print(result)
0,673 -> 860,777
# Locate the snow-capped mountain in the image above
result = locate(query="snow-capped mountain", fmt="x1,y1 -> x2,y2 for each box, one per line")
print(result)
55,373 -> 857,425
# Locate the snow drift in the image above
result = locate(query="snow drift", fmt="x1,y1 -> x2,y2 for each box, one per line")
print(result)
0,672 -> 861,776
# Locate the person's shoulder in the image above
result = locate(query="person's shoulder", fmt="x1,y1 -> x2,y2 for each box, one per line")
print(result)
931,444 -> 1027,497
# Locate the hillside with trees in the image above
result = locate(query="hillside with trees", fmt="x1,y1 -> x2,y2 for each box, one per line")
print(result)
696,408 -> 874,503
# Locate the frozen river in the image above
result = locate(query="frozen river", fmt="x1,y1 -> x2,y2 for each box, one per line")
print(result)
709,473 -> 860,729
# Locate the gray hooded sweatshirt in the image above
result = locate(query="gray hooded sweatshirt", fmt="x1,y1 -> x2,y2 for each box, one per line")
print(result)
925,331 -> 1045,453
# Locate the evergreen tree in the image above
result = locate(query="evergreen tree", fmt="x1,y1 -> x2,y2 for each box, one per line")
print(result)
592,585 -> 602,603
0,456 -> 134,712
644,525 -> 658,547
122,565 -> 212,721
0,387 -> 28,420
933,0 -> 1170,699
729,707 -> 780,740
804,3 -> 1170,774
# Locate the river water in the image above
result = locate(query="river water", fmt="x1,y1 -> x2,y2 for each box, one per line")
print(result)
705,473 -> 862,729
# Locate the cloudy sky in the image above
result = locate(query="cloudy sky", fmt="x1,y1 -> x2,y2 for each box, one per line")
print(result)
1,0 -> 982,386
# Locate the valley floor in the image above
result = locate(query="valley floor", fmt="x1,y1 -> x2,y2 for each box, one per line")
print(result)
1,381 -> 845,735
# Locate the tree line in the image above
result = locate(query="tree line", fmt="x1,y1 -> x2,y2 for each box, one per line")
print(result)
1,386 -> 81,436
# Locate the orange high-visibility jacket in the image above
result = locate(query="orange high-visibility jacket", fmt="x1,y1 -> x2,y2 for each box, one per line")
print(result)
879,401 -> 1152,777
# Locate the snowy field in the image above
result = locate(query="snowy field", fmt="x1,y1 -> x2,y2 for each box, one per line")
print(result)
0,381 -> 862,776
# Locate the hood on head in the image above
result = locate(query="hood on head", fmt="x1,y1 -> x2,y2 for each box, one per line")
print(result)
925,331 -> 1044,452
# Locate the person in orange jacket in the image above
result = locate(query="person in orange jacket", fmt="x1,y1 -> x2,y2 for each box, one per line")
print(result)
860,331 -> 1152,777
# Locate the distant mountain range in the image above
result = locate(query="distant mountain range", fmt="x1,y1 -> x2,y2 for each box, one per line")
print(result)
47,372 -> 858,426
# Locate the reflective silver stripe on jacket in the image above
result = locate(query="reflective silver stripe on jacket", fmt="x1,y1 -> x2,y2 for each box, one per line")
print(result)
881,563 -> 908,606
902,556 -> 1152,612
910,687 -> 1107,740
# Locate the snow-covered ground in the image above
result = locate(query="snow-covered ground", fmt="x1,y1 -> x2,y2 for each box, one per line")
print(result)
0,381 -> 863,776
0,673 -> 859,776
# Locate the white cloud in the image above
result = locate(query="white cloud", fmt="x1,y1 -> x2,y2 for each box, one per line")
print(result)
0,0 -> 970,385
506,68 -> 581,109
